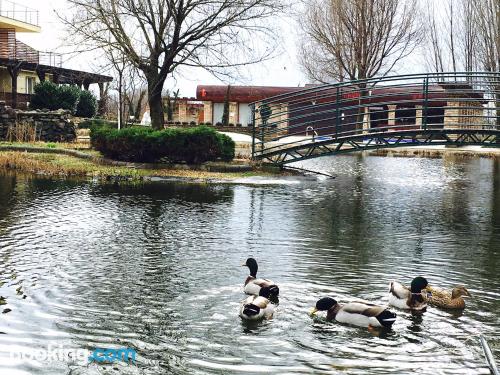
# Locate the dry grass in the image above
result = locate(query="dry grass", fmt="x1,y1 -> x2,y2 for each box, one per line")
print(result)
0,151 -> 263,180
6,122 -> 37,142
0,140 -> 93,151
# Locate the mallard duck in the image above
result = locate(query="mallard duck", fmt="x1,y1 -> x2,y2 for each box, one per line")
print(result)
310,297 -> 397,328
239,286 -> 275,320
388,276 -> 429,310
425,285 -> 471,309
242,258 -> 279,298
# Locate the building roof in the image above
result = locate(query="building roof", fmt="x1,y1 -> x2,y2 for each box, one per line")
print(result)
197,83 -> 486,106
196,85 -> 303,103
0,58 -> 113,85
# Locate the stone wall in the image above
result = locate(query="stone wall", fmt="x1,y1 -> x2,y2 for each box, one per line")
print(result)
0,101 -> 76,142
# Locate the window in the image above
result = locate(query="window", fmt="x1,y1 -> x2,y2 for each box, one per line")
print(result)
26,77 -> 35,94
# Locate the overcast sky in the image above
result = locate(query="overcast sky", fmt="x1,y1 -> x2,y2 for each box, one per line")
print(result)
15,0 -> 437,97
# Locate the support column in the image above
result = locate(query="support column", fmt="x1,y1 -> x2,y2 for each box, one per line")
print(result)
444,101 -> 459,129
387,105 -> 397,128
362,106 -> 371,134
178,100 -> 187,123
36,69 -> 46,82
7,66 -> 20,109
83,81 -> 90,91
97,82 -> 107,116
415,105 -> 423,127
53,73 -> 60,84
203,101 -> 212,123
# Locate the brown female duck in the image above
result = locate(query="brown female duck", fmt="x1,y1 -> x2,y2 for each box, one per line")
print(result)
425,285 -> 471,309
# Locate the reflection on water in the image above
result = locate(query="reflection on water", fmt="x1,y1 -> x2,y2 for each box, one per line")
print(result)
0,154 -> 499,374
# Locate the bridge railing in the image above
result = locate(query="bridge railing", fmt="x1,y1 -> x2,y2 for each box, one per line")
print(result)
250,72 -> 500,159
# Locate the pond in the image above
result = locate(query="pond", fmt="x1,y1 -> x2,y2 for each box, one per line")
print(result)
0,154 -> 499,374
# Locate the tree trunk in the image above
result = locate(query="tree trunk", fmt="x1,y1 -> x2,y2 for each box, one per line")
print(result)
118,71 -> 123,129
147,76 -> 165,129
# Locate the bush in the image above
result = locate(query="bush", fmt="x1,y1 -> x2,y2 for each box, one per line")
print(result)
218,133 -> 235,161
79,118 -> 118,129
76,90 -> 97,118
56,85 -> 81,113
30,81 -> 93,115
29,81 -> 60,110
90,125 -> 235,164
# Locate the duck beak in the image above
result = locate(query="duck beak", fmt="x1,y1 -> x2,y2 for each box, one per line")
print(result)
309,307 -> 318,316
241,263 -> 246,267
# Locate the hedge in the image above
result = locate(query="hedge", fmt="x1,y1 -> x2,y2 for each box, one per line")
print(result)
90,125 -> 235,164
79,118 -> 118,129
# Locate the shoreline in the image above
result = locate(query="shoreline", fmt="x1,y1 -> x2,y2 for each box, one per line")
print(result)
0,143 -> 280,182
2,142 -> 500,183
367,145 -> 500,159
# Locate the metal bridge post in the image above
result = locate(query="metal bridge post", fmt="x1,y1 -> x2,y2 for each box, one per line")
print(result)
336,86 -> 340,138
422,76 -> 429,130
260,118 -> 265,156
251,104 -> 256,160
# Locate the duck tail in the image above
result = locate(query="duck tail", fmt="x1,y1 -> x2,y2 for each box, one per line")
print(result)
376,310 -> 397,328
243,304 -> 261,317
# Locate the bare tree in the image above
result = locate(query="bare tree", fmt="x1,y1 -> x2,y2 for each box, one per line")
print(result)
423,0 -> 478,74
62,0 -> 282,129
105,48 -> 128,127
474,0 -> 500,125
475,0 -> 500,73
299,0 -> 422,83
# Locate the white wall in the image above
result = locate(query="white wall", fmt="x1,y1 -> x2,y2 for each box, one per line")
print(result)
239,103 -> 252,126
213,103 -> 224,124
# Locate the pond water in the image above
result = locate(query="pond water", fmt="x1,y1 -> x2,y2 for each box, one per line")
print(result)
0,154 -> 499,374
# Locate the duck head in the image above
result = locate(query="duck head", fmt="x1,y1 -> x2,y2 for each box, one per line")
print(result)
410,277 -> 429,293
451,286 -> 472,299
242,258 -> 258,278
310,297 -> 338,315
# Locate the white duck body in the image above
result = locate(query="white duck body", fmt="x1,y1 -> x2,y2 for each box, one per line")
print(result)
388,281 -> 427,310
239,295 -> 275,321
244,276 -> 278,296
313,298 -> 397,328
335,302 -> 394,328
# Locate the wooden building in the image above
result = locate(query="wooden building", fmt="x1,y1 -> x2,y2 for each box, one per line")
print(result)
0,1 -> 112,109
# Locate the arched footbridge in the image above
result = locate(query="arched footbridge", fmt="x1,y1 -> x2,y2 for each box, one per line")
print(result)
250,72 -> 500,165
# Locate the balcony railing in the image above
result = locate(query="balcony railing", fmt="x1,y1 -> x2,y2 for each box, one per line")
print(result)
0,0 -> 39,26
0,39 -> 62,67
39,52 -> 62,67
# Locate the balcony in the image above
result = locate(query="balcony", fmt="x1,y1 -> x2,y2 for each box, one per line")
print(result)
0,1 -> 40,32
0,34 -> 62,67
0,0 -> 38,26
